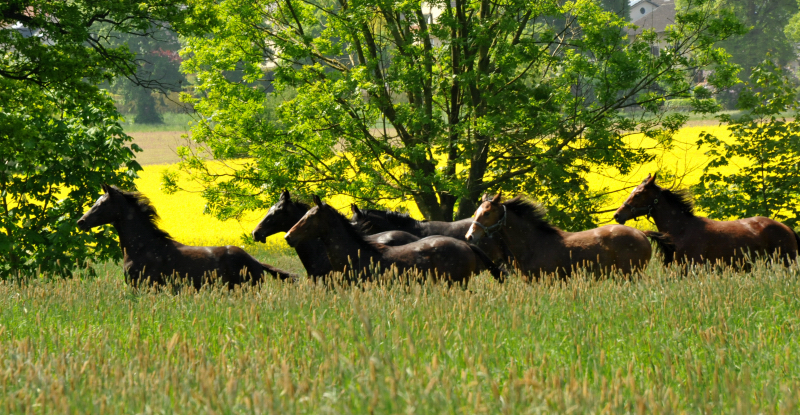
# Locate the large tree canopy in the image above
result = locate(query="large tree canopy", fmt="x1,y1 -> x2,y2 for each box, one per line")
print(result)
0,1 -> 195,276
176,0 -> 742,228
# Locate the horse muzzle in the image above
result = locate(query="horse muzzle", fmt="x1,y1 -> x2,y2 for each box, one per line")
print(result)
284,232 -> 297,247
252,229 -> 267,243
76,218 -> 90,231
465,227 -> 481,243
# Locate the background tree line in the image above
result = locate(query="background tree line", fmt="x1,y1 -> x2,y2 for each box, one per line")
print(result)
170,0 -> 742,230
4,0 -> 800,277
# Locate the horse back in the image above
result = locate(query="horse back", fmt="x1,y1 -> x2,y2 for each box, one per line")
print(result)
562,225 -> 651,274
382,236 -> 477,282
420,219 -> 507,262
696,216 -> 798,263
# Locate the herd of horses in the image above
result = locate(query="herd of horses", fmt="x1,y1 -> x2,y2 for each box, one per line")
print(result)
76,174 -> 800,289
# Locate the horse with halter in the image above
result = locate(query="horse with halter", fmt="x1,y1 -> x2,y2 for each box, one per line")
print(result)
466,193 -> 674,279
285,196 -> 505,286
252,191 -> 420,281
77,185 -> 296,288
614,174 -> 800,266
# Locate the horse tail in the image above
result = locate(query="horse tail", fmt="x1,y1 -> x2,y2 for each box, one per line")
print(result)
793,230 -> 800,258
469,244 -> 506,284
260,262 -> 298,282
644,231 -> 675,266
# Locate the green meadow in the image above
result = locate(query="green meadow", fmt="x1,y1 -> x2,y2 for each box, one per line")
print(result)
1,247 -> 799,414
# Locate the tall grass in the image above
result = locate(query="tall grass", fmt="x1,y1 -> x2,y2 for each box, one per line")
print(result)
1,255 -> 798,414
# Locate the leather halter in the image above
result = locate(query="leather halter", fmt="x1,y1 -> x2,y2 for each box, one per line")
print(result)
624,196 -> 658,220
471,205 -> 507,237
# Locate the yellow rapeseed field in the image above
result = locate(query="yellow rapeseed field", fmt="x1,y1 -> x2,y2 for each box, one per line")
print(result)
138,125 -> 734,247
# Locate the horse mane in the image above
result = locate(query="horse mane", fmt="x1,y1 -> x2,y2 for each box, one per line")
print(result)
502,196 -> 560,234
287,198 -> 311,213
659,188 -> 695,216
326,205 -> 389,252
113,186 -> 173,240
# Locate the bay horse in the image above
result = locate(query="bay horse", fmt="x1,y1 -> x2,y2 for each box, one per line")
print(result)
465,193 -> 673,279
284,196 -> 505,285
614,174 -> 800,266
350,205 -> 509,262
251,191 -> 421,281
77,184 -> 296,289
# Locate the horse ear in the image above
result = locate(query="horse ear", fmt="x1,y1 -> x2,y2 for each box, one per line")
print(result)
280,190 -> 290,201
351,203 -> 362,217
491,192 -> 502,204
313,195 -> 323,207
101,183 -> 110,193
645,173 -> 656,187
481,193 -> 490,202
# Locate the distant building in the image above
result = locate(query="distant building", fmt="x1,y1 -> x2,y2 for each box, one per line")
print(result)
628,0 -> 676,38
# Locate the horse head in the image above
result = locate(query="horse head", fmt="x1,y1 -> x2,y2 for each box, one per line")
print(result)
614,174 -> 660,224
252,190 -> 309,242
466,192 -> 505,242
284,195 -> 331,247
77,184 -> 123,231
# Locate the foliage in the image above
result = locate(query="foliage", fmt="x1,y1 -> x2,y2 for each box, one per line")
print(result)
681,0 -> 800,108
600,0 -> 631,19
178,0 -> 743,229
1,257 -> 800,413
0,0 -> 196,277
107,23 -> 186,124
0,82 -> 141,277
787,1 -> 800,42
695,60 -> 800,227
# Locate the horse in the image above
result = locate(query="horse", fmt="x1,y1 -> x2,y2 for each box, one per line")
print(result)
465,193 -> 673,279
284,195 -> 505,286
77,184 -> 296,289
251,191 -> 421,281
613,173 -> 800,266
350,204 -> 509,263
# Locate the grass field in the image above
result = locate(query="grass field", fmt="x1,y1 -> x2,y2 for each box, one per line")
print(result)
1,255 -> 799,413
2,117 -> 796,413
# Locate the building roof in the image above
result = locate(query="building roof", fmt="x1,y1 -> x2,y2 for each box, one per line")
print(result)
628,2 -> 676,36
630,0 -> 661,8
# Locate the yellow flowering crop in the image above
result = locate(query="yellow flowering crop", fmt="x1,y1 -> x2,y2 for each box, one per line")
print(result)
136,125 -> 734,246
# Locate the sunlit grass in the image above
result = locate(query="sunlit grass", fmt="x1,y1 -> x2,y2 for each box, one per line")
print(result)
1,260 -> 798,413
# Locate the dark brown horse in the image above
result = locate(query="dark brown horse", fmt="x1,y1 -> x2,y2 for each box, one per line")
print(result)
614,174 -> 800,266
77,185 -> 296,288
466,194 -> 673,278
350,205 -> 509,262
251,191 -> 420,280
285,196 -> 505,285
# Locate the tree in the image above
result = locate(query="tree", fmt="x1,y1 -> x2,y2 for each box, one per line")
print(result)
686,0 -> 799,107
0,1 -> 194,277
175,0 -> 743,229
108,23 -> 186,124
694,60 -> 800,228
600,0 -> 630,19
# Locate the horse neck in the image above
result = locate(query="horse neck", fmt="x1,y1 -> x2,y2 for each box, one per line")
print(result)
114,206 -> 172,257
319,219 -> 382,271
293,238 -> 331,276
418,220 -> 454,237
650,197 -> 697,236
499,210 -> 565,261
384,215 -> 424,236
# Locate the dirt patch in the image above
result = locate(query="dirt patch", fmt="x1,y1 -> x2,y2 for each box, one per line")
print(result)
129,131 -> 194,165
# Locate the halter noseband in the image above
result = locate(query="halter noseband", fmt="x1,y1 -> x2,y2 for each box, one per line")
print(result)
471,205 -> 507,237
624,196 -> 658,220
